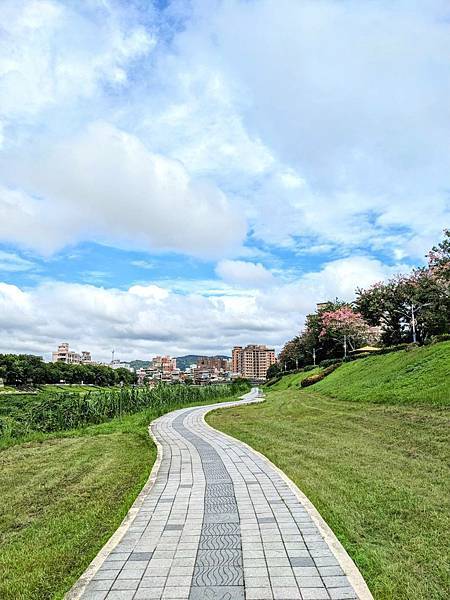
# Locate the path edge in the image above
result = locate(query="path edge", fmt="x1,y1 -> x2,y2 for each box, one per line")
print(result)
64,421 -> 164,599
201,395 -> 375,600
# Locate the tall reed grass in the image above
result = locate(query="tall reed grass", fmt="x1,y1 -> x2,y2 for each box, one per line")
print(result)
0,383 -> 247,439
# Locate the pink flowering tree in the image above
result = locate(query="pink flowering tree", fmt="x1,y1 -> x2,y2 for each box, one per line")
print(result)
319,307 -> 372,357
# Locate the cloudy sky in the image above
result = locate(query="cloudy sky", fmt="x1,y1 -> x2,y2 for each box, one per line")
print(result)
0,0 -> 448,361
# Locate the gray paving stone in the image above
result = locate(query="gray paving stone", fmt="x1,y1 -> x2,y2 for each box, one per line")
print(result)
189,586 -> 245,600
300,589 -> 330,600
85,581 -> 112,592
106,591 -> 136,600
272,587 -> 302,599
296,576 -> 323,588
270,576 -> 298,588
134,590 -> 163,599
292,567 -> 320,577
322,576 -> 350,588
246,587 -> 273,599
82,592 -> 109,600
111,579 -> 140,591
328,588 -> 358,599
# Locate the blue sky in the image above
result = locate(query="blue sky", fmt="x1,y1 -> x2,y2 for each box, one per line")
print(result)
0,0 -> 449,361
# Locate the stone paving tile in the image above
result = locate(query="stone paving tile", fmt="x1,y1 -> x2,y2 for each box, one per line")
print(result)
76,389 -> 364,600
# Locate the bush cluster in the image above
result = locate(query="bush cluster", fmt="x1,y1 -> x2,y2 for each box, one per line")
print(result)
429,333 -> 450,344
318,358 -> 343,368
300,363 -> 341,388
300,372 -> 325,387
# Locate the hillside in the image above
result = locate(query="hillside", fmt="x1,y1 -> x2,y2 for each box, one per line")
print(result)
314,341 -> 450,405
129,360 -> 150,370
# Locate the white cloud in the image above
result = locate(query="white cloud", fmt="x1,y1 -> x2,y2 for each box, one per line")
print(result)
215,260 -> 274,288
1,122 -> 246,257
0,0 -> 154,125
0,256 -> 407,360
1,0 -> 448,262
141,0 -> 450,258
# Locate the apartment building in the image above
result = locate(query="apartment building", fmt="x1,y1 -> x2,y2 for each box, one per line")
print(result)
232,344 -> 276,380
152,355 -> 177,372
52,343 -> 92,364
196,356 -> 230,371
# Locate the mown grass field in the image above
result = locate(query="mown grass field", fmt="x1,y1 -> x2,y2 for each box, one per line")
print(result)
0,389 -> 245,600
207,343 -> 450,600
0,410 -> 154,600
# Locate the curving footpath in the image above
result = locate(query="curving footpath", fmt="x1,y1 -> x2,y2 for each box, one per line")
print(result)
70,388 -> 372,600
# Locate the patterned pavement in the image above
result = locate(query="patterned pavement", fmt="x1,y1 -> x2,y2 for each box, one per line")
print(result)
77,389 -> 367,600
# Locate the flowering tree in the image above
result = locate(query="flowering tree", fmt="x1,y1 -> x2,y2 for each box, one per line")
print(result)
319,306 -> 372,357
427,229 -> 450,283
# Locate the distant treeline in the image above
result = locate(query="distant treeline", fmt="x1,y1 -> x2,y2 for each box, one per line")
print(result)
0,354 -> 137,387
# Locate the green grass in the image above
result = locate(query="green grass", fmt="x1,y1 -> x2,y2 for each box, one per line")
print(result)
315,342 -> 450,405
0,385 -> 19,393
207,344 -> 450,600
0,393 -> 242,600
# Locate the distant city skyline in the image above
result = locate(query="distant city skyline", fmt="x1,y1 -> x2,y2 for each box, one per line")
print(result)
1,1 -> 449,359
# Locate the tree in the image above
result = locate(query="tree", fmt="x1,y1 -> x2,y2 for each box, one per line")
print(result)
319,306 -> 372,357
356,262 -> 450,345
355,280 -> 406,345
266,363 -> 281,379
427,228 -> 450,282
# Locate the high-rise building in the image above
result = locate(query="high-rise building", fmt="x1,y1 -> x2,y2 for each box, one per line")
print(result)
231,345 -> 276,380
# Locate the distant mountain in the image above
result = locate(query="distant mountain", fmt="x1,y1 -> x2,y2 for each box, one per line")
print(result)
129,360 -> 151,370
175,355 -> 230,371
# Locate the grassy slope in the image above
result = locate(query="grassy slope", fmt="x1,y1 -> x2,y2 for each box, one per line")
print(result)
207,344 -> 450,600
0,394 -> 241,600
315,342 -> 450,405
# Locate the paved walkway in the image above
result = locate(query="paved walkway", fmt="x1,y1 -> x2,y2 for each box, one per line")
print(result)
77,389 -> 367,600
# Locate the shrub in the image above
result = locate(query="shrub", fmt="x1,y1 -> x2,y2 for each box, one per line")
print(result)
301,372 -> 325,387
430,333 -> 450,344
376,343 -> 414,355
319,358 -> 343,368
322,363 -> 341,375
300,363 -> 341,388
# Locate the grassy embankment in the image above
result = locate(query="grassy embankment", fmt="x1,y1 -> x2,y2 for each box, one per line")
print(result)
207,342 -> 450,600
0,384 -> 246,600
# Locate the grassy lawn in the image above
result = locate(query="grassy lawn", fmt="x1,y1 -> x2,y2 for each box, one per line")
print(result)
207,388 -> 450,599
0,410 -> 154,600
0,392 -> 242,600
